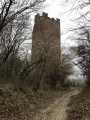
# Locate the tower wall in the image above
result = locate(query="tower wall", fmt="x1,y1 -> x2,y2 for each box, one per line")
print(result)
31,12 -> 61,89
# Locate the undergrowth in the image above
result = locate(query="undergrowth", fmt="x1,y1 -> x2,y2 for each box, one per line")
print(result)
0,84 -> 69,120
68,87 -> 90,120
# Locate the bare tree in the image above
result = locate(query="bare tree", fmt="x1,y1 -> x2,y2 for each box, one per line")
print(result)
61,53 -> 73,86
70,28 -> 90,87
0,0 -> 45,33
63,0 -> 90,87
0,14 -> 29,63
0,0 -> 45,85
0,0 -> 45,62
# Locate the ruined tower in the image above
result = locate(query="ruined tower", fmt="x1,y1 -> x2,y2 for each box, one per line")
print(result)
31,12 -> 61,89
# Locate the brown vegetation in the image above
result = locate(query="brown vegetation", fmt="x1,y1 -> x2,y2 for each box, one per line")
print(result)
0,84 -> 66,120
68,88 -> 90,120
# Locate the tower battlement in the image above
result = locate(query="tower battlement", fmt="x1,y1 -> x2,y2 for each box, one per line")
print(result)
35,12 -> 60,24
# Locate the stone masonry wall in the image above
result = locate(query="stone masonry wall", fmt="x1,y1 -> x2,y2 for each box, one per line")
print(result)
31,12 -> 61,89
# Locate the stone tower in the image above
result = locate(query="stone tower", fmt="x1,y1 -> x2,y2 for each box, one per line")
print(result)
31,12 -> 61,89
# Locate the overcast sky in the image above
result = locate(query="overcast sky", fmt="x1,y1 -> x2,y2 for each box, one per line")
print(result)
43,0 -> 74,46
40,0 -> 84,47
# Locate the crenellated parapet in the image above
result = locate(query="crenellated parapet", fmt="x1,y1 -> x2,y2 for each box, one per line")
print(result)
35,12 -> 60,24
43,12 -> 48,18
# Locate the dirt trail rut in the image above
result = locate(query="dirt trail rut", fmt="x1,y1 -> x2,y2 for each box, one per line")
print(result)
31,90 -> 80,120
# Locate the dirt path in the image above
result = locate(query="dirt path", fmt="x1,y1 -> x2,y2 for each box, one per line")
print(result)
30,90 -> 80,120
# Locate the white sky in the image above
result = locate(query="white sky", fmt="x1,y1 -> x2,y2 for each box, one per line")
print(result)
41,0 -> 84,47
43,0 -> 74,46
